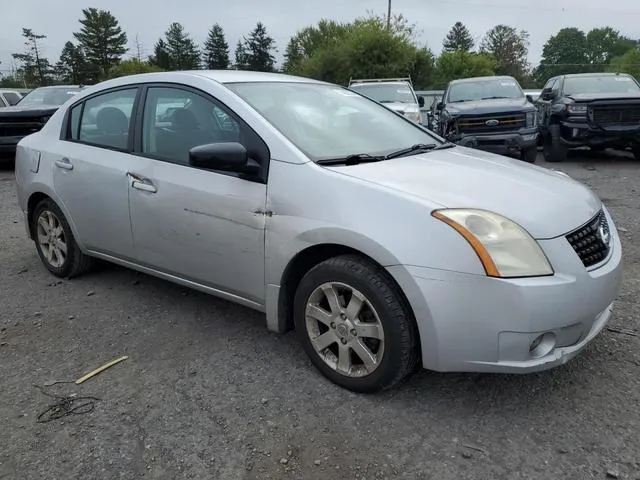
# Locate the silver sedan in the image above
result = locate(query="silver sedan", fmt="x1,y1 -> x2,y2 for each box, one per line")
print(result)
15,71 -> 623,392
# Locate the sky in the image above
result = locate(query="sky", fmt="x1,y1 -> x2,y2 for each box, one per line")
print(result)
1,0 -> 640,77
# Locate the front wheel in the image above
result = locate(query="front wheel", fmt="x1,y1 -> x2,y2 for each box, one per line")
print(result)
543,124 -> 568,163
293,255 -> 420,393
520,146 -> 537,163
32,198 -> 93,278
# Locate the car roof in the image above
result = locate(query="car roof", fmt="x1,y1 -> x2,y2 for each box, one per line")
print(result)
187,70 -> 327,85
562,72 -> 632,79
450,75 -> 517,84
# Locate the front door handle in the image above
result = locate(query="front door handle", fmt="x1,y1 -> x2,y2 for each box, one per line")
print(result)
55,158 -> 73,170
127,172 -> 157,193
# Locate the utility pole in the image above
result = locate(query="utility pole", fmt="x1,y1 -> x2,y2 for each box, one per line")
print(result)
386,0 -> 391,29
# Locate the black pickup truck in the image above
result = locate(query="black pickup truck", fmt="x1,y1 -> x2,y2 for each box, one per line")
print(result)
0,85 -> 84,162
536,72 -> 640,162
433,75 -> 539,162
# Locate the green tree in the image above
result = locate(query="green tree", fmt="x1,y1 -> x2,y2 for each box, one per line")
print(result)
443,22 -> 475,53
161,22 -> 201,70
479,25 -> 529,82
434,51 -> 496,87
243,22 -> 277,72
55,41 -> 89,84
234,40 -> 249,69
536,28 -> 589,83
586,27 -> 637,66
608,48 -> 640,80
11,28 -> 53,87
203,24 -> 230,69
107,58 -> 164,79
149,39 -> 171,70
73,8 -> 128,80
283,37 -> 303,73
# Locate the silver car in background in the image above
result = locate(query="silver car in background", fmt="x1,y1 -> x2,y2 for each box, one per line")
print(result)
15,71 -> 622,392
349,77 -> 425,124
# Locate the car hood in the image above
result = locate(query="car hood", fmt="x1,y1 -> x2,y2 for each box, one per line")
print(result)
0,104 -> 59,116
446,98 -> 533,115
325,146 -> 600,239
566,92 -> 640,102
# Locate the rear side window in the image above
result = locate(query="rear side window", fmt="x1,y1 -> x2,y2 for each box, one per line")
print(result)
77,88 -> 138,150
68,104 -> 82,140
3,92 -> 21,105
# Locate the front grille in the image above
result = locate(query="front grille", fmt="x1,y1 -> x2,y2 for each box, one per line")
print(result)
590,105 -> 640,126
566,210 -> 611,268
0,119 -> 44,137
456,112 -> 526,134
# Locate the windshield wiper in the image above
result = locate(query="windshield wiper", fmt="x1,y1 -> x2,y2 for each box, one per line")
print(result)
316,153 -> 386,166
481,96 -> 511,100
384,143 -> 437,159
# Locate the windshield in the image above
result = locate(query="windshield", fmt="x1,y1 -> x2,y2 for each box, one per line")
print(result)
18,87 -> 83,107
447,78 -> 523,102
349,83 -> 416,104
226,82 -> 440,162
563,75 -> 640,95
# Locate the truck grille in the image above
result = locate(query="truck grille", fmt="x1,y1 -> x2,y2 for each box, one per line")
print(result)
590,105 -> 640,126
456,112 -> 526,134
565,210 -> 611,268
0,117 -> 44,137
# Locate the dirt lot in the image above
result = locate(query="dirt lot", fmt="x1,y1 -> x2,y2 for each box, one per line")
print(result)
1,150 -> 639,480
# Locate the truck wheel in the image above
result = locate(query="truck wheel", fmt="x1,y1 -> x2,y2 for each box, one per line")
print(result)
520,146 -> 537,163
633,145 -> 640,161
543,124 -> 568,163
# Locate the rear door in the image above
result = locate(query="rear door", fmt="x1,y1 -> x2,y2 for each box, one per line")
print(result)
52,86 -> 147,260
127,84 -> 269,303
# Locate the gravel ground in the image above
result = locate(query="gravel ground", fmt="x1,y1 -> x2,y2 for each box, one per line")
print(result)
1,150 -> 639,480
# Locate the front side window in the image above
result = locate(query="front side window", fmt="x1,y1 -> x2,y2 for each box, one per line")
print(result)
563,75 -> 640,95
447,78 -> 524,103
77,88 -> 138,150
227,82 -> 441,162
142,87 -> 242,165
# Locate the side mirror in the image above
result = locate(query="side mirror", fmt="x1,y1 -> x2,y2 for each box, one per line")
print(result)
436,101 -> 444,111
189,142 -> 256,174
418,95 -> 425,108
525,94 -> 533,103
541,88 -> 555,101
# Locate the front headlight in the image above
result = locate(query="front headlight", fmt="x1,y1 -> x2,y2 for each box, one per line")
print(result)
405,110 -> 421,123
525,111 -> 536,127
567,104 -> 587,115
432,209 -> 553,278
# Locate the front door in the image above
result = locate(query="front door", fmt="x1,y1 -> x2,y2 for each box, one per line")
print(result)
128,85 -> 269,304
52,87 -> 145,260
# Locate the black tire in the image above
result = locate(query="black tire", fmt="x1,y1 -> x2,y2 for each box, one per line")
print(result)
293,254 -> 420,393
520,146 -> 537,163
633,145 -> 640,161
32,198 -> 93,278
543,124 -> 568,163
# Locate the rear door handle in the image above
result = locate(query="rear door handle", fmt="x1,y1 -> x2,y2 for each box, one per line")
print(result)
55,158 -> 73,170
127,172 -> 157,193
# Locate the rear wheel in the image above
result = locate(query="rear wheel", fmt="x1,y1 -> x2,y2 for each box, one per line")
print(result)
32,198 -> 93,278
543,124 -> 568,163
293,255 -> 420,393
520,146 -> 537,163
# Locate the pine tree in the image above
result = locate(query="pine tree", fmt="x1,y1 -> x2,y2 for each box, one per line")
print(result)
203,24 -> 230,69
11,28 -> 53,87
234,40 -> 249,70
162,22 -> 201,70
149,39 -> 171,70
283,37 -> 303,73
244,22 -> 276,72
443,22 -> 474,53
73,8 -> 127,80
55,41 -> 88,84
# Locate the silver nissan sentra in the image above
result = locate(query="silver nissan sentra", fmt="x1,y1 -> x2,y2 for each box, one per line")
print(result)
14,70 -> 623,392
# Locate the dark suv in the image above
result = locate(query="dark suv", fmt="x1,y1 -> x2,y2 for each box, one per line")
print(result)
536,72 -> 640,162
434,75 -> 539,162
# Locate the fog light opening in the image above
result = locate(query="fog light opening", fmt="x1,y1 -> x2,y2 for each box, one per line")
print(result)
529,332 -> 556,359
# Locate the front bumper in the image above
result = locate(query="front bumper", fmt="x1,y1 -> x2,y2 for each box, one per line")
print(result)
0,135 -> 25,154
388,207 -> 623,374
559,119 -> 640,148
453,129 -> 538,155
